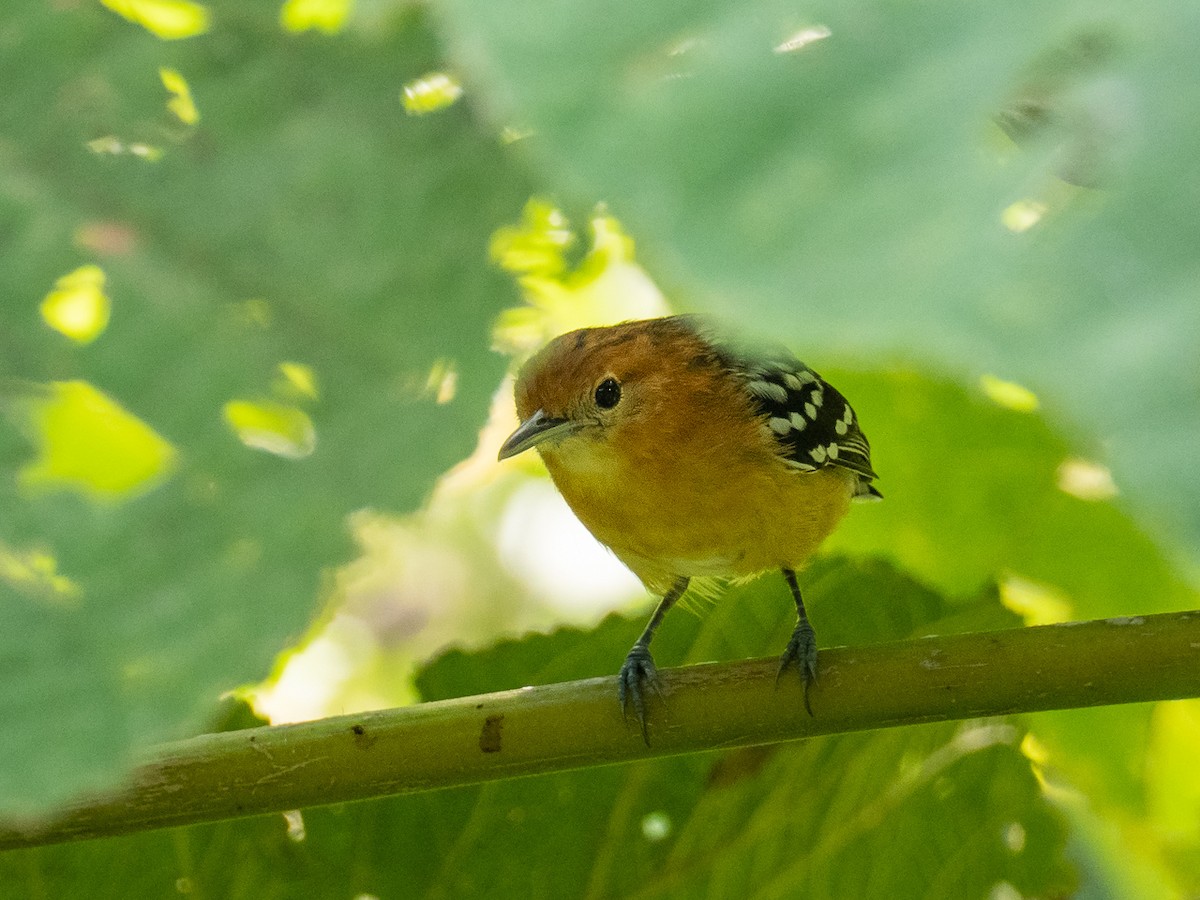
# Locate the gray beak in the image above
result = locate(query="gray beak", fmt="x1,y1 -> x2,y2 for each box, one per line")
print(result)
498,409 -> 577,460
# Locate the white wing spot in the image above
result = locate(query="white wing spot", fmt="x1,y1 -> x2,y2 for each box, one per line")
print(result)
789,412 -> 807,430
769,416 -> 792,435
786,459 -> 818,472
827,442 -> 839,459
809,445 -> 827,463
835,419 -> 848,435
804,402 -> 817,419
749,380 -> 789,403
782,373 -> 803,390
811,390 -> 824,408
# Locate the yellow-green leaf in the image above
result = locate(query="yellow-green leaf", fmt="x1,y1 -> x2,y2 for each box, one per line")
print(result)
223,400 -> 316,460
98,0 -> 210,40
40,265 -> 111,344
11,381 -> 178,501
160,67 -> 199,125
279,0 -> 353,35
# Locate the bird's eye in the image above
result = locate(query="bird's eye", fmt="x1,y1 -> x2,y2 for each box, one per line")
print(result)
594,377 -> 621,410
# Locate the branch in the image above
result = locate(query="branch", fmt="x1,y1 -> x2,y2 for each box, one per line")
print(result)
4,610 -> 1199,850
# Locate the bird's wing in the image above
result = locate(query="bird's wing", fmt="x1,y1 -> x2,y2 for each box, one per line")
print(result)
733,353 -> 878,483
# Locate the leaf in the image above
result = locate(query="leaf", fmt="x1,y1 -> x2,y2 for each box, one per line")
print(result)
824,369 -> 1198,620
434,0 -> 1200,561
0,560 -> 1075,899
821,369 -> 1197,814
0,1 -> 530,816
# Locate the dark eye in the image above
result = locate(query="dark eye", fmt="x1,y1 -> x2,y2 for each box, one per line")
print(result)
594,377 -> 621,409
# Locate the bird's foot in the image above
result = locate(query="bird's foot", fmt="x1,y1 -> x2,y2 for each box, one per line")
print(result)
618,644 -> 661,745
777,619 -> 818,716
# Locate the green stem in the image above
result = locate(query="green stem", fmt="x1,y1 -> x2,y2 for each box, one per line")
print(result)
4,610 -> 1199,850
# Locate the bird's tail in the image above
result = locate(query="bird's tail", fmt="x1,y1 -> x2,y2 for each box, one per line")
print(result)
853,478 -> 883,502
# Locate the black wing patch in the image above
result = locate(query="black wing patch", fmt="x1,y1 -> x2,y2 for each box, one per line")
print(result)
736,355 -> 878,483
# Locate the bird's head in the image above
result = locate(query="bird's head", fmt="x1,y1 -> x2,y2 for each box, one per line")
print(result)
497,317 -> 719,462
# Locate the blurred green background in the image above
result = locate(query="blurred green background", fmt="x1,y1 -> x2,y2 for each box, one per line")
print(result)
1,0 -> 1198,896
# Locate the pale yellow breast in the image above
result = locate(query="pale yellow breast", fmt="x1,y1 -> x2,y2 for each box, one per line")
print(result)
541,434 -> 856,594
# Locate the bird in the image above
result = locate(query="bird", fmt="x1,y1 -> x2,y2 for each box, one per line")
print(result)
497,315 -> 879,742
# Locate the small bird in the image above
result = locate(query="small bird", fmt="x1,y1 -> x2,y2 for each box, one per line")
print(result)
498,316 -> 879,741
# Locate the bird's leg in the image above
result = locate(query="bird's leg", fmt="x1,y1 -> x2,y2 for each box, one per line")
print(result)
618,575 -> 689,745
777,567 -> 818,716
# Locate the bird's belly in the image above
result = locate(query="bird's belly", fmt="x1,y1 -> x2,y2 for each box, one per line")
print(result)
547,454 -> 856,592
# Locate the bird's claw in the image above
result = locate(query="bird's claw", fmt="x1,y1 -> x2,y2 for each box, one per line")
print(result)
777,619 -> 818,716
618,644 -> 661,745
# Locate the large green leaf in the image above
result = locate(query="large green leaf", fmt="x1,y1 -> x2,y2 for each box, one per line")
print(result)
435,0 -> 1200,559
825,369 -> 1197,618
5,726 -> 1070,899
821,368 -> 1197,815
0,560 -> 1075,898
0,0 -> 530,815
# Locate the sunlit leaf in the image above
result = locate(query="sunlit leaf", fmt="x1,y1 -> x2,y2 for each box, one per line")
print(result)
6,381 -> 177,502
1056,457 -> 1118,501
159,67 -> 199,125
491,200 -> 670,356
98,0 -> 209,40
39,265 -> 111,344
84,137 -> 164,161
279,0 -> 353,35
980,374 -> 1041,413
1146,700 -> 1200,845
401,72 -> 464,115
275,362 -> 319,400
488,198 -> 574,279
1001,199 -> 1048,233
223,399 -> 316,460
999,573 -> 1073,625
0,542 -> 81,608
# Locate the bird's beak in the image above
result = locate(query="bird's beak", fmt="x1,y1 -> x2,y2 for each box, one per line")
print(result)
497,409 -> 576,460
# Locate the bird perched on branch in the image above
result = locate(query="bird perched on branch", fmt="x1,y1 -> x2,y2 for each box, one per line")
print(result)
498,316 -> 879,742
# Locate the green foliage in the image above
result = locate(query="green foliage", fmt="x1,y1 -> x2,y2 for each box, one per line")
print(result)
0,561 -> 1076,898
2,0 -> 1199,896
438,0 -> 1200,558
0,0 -> 529,812
827,369 -> 1197,817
